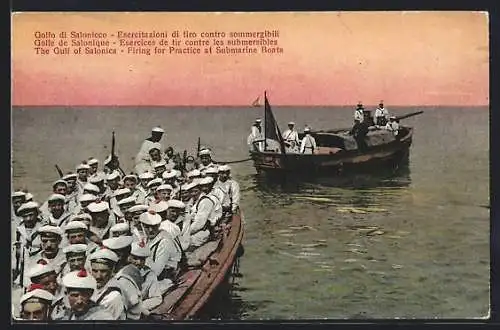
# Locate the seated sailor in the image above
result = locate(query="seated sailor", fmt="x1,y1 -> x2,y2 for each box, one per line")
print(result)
187,180 -> 217,249
215,165 -> 241,218
374,100 -> 389,127
385,116 -> 400,136
87,201 -> 115,245
197,148 -> 217,171
18,285 -> 55,321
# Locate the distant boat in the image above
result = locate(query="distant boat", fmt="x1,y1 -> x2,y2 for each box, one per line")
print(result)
251,96 -> 261,107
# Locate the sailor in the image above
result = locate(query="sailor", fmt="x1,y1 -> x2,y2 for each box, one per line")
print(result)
110,222 -> 132,238
40,180 -> 70,215
110,187 -> 133,212
104,171 -> 121,201
72,193 -> 98,216
184,155 -> 197,172
282,122 -> 300,153
203,166 -> 219,183
12,190 -> 27,222
88,158 -> 106,180
116,196 -> 137,221
162,170 -> 179,197
164,146 -> 176,167
385,116 -> 400,136
75,163 -> 91,194
18,285 -> 55,320
354,102 -> 365,123
127,204 -> 149,243
186,169 -> 202,183
60,244 -> 89,277
27,263 -> 60,297
187,180 -> 215,249
156,184 -> 174,202
166,200 -> 191,251
197,149 -> 217,171
138,171 -> 155,196
87,201 -> 115,245
199,176 -> 223,228
89,173 -> 108,199
25,192 -> 34,202
144,178 -> 163,205
140,211 -> 182,287
180,182 -> 194,214
247,118 -> 264,152
63,220 -> 100,255
26,225 -> 66,289
43,194 -> 72,227
128,241 -> 165,311
62,172 -> 79,206
154,201 -> 181,238
300,127 -> 317,154
153,160 -> 168,179
82,183 -> 101,198
374,100 -> 390,127
215,165 -> 241,218
123,174 -> 146,204
135,127 -> 166,167
88,248 -> 126,320
102,236 -> 144,320
56,269 -> 114,320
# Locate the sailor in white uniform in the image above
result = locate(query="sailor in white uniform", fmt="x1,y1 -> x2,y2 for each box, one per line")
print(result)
135,127 -> 165,170
123,174 -> 146,204
18,286 -> 55,321
89,173 -> 108,199
282,122 -> 300,153
104,171 -> 121,202
62,173 -> 79,205
63,220 -> 100,255
126,204 -> 149,243
354,102 -> 365,123
214,165 -> 241,218
385,116 -> 400,136
300,127 -> 317,154
374,101 -> 390,127
199,176 -> 223,226
162,170 -> 180,197
166,199 -> 191,251
188,180 -> 216,249
55,269 -> 114,320
75,163 -> 91,195
138,171 -> 155,196
87,202 -> 115,245
247,118 -> 264,151
197,149 -> 217,171
88,158 -> 106,181
88,249 -> 126,320
144,178 -> 163,205
42,194 -> 73,227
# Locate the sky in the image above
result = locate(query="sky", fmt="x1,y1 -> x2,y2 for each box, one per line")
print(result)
11,12 -> 489,106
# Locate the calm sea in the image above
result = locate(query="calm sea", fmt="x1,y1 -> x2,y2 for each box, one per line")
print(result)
11,106 -> 490,319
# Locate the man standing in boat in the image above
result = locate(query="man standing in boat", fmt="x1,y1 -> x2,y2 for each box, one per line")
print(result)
300,127 -> 317,154
247,119 -> 264,152
282,122 -> 300,153
354,102 -> 365,124
135,127 -> 166,170
374,101 -> 390,127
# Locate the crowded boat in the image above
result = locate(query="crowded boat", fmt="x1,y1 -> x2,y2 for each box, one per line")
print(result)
11,126 -> 242,321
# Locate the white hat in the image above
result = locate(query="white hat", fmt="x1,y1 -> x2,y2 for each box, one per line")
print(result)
167,199 -> 186,209
63,244 -> 88,255
53,179 -> 68,187
87,201 -> 110,213
62,270 -> 97,290
150,201 -> 169,213
113,188 -> 131,198
139,211 -> 162,225
139,171 -> 155,180
390,116 -> 396,119
304,127 -> 311,132
218,165 -> 231,172
153,160 -> 167,168
106,171 -> 121,181
89,174 -> 105,184
190,179 -> 201,188
89,248 -> 120,264
103,155 -> 112,166
127,204 -> 148,214
62,173 -> 78,180
76,163 -> 91,171
71,213 -> 92,222
156,184 -> 173,192
12,191 -> 26,198
205,167 -> 219,175
102,236 -> 134,250
148,142 -> 162,152
20,288 -> 55,305
117,196 -> 136,207
147,178 -> 163,188
199,149 -> 211,156
182,182 -> 196,191
64,221 -> 88,232
25,192 -> 34,202
83,183 -> 100,194
28,263 -> 56,280
110,222 -> 130,234
152,127 -> 165,133
162,171 -> 177,180
17,201 -> 39,214
123,174 -> 138,182
199,176 -> 214,185
48,194 -> 66,203
187,169 -> 201,178
87,158 -> 99,166
38,225 -> 63,237
255,118 -> 262,123
78,193 -> 97,204
130,240 -> 150,258
288,121 -> 296,125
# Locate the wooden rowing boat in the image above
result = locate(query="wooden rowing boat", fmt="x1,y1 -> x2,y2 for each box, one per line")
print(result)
150,211 -> 244,320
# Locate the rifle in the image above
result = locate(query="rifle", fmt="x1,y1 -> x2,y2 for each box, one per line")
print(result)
54,164 -> 63,178
196,137 -> 201,157
182,150 -> 188,174
111,131 -> 126,176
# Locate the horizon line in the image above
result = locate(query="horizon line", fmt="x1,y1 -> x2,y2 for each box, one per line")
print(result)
11,104 -> 489,108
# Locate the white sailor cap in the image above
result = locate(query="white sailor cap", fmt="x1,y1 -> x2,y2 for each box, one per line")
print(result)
48,194 -> 66,203
148,142 -> 162,152
304,126 -> 311,132
62,173 -> 78,181
102,235 -> 134,250
83,183 -> 100,194
110,222 -> 130,234
38,225 -> 63,237
150,201 -> 169,213
130,240 -> 150,258
180,183 -> 192,191
113,188 -> 131,198
127,204 -> 148,214
218,165 -> 231,172
162,170 -> 177,180
152,127 -> 165,133
288,121 -> 296,126
76,163 -> 91,171
255,118 -> 262,123
25,193 -> 34,202
53,179 -> 68,187
390,116 -> 396,119
139,211 -> 162,225
167,199 -> 186,209
156,184 -> 173,192
87,158 -> 99,166
62,269 -> 97,291
106,171 -> 121,181
89,248 -> 120,264
87,201 -> 110,213
20,287 -> 55,305
63,243 -> 88,255
117,196 -> 136,207
139,171 -> 155,180
12,191 -> 26,198
89,174 -> 105,184
199,149 -> 211,156
153,160 -> 167,168
64,221 -> 88,233
17,201 -> 40,214
71,213 -> 92,222
187,169 -> 201,178
199,176 -> 214,185
205,167 -> 219,175
103,155 -> 112,166
28,263 -> 56,280
190,179 -> 202,188
147,178 -> 163,188
78,193 -> 97,203
123,174 -> 138,182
